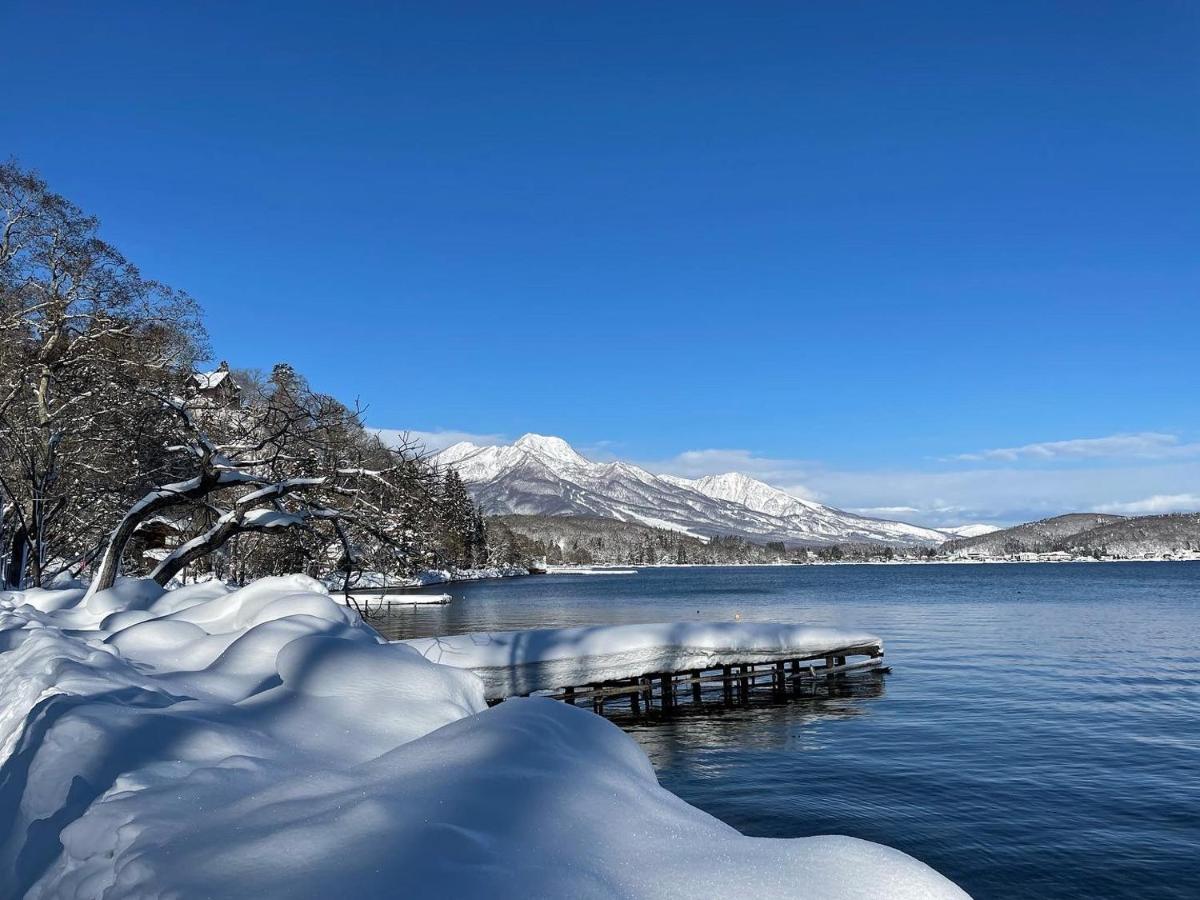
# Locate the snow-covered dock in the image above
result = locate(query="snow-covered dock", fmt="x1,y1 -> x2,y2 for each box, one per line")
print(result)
345,589 -> 452,605
401,622 -> 885,708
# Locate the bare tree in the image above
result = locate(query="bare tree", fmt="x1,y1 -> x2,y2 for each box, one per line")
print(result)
0,161 -> 206,587
87,367 -> 433,597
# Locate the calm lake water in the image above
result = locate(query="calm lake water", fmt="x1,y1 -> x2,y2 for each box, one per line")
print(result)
373,563 -> 1200,899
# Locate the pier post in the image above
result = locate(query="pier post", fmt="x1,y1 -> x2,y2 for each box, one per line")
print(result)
564,686 -> 575,706
630,679 -> 641,716
774,660 -> 786,698
722,665 -> 733,706
691,670 -> 702,704
659,673 -> 674,711
738,664 -> 750,702
790,659 -> 801,697
641,677 -> 653,712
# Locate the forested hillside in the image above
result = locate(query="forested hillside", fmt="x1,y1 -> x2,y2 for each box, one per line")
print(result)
942,512 -> 1200,558
490,515 -> 792,565
942,514 -> 1125,556
489,514 -> 917,566
1060,514 -> 1200,557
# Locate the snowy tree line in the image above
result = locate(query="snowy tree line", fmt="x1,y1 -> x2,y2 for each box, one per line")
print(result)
489,515 -> 939,566
0,161 -> 488,593
942,512 -> 1200,559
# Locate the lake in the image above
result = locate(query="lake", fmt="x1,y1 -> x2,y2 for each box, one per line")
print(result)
372,562 -> 1200,899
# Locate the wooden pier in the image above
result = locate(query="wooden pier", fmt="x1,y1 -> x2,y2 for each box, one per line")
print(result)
531,644 -> 885,716
403,624 -> 887,711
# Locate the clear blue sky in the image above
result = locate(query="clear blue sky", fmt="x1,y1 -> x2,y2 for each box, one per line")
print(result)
4,2 -> 1198,523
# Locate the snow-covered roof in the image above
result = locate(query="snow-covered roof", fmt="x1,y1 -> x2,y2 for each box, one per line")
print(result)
190,368 -> 229,390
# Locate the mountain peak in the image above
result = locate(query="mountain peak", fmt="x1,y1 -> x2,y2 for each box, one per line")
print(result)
436,441 -> 482,464
691,472 -> 823,516
435,432 -> 949,546
513,433 -> 589,466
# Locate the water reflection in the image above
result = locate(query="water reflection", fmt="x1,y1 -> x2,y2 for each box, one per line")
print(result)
622,671 -> 886,765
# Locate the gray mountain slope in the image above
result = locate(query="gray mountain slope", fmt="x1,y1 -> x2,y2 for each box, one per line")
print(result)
436,434 -> 948,547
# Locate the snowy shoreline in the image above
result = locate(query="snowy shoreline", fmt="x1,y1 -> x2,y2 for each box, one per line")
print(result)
0,575 -> 966,898
589,556 -> 1200,568
332,564 -> 531,594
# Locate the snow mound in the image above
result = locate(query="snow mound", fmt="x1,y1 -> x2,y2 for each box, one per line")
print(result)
0,579 -> 965,899
403,623 -> 883,700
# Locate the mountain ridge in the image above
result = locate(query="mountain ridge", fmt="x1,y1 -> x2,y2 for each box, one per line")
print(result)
435,434 -> 960,547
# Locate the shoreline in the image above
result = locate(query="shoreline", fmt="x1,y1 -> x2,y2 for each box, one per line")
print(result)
547,557 -> 1200,571
337,565 -> 532,596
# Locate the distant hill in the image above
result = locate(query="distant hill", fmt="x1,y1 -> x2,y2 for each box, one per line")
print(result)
942,513 -> 1126,555
1060,514 -> 1200,557
943,512 -> 1200,558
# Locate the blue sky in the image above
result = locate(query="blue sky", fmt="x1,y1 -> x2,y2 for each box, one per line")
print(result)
4,2 -> 1198,524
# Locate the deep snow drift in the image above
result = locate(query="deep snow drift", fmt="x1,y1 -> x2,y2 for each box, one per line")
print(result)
403,623 -> 883,700
0,577 -> 966,899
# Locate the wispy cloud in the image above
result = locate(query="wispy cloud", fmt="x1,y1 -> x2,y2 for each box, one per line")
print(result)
1095,493 -> 1200,515
951,432 -> 1200,463
646,443 -> 1200,528
373,428 -> 507,453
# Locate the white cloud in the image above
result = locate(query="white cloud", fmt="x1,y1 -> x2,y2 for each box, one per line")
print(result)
373,428 -> 507,453
645,443 -> 1200,528
1095,493 -> 1200,515
849,506 -> 922,516
951,432 -> 1200,463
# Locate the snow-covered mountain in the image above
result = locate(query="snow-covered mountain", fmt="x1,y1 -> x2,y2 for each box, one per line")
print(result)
435,434 -> 950,547
939,523 -> 1001,539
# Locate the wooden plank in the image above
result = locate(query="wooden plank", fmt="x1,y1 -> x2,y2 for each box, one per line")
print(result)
545,651 -> 886,703
790,657 -> 884,680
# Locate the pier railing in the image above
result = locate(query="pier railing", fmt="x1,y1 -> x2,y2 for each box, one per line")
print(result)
547,644 -> 885,715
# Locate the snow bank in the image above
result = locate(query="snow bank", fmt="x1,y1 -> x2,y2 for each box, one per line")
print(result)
0,579 -> 963,899
329,565 -> 528,591
408,564 -> 529,585
403,623 -> 883,700
545,565 -> 639,575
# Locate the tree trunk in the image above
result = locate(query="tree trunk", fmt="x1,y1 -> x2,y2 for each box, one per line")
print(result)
87,474 -> 220,596
150,516 -> 244,586
4,524 -> 29,589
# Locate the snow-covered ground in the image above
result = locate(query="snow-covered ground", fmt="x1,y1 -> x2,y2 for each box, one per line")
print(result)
545,565 -> 639,575
402,623 -> 883,701
0,577 -> 965,899
354,591 -> 452,605
330,564 -> 529,591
